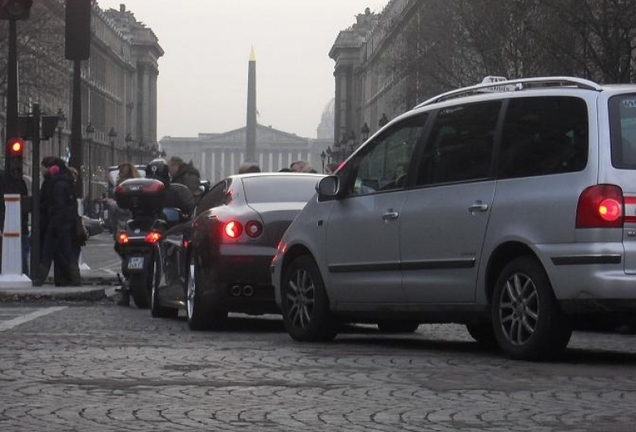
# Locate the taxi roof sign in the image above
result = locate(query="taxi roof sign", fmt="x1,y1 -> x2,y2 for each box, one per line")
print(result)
480,76 -> 516,92
481,76 -> 508,84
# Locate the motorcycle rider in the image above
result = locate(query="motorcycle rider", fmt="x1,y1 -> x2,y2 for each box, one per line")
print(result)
118,158 -> 194,306
146,158 -> 194,217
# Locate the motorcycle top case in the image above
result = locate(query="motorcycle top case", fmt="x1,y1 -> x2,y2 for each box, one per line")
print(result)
114,178 -> 166,212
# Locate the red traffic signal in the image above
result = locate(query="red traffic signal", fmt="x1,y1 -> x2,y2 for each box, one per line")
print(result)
8,138 -> 24,156
0,0 -> 33,20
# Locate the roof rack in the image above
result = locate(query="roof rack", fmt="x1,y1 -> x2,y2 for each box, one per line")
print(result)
414,76 -> 602,109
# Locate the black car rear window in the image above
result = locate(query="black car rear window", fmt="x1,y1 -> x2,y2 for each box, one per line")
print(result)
242,176 -> 319,204
609,94 -> 636,169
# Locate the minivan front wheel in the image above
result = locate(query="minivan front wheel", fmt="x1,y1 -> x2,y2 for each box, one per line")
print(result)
492,256 -> 572,361
281,255 -> 338,342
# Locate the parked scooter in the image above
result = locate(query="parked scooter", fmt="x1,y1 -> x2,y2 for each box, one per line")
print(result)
114,177 -> 168,308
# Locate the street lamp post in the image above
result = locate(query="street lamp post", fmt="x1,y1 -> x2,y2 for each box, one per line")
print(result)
108,127 -> 117,167
56,109 -> 66,158
125,133 -> 133,161
85,122 -> 95,215
339,135 -> 347,162
347,131 -> 356,157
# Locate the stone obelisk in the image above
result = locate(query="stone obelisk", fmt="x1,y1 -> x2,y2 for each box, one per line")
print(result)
246,46 -> 257,162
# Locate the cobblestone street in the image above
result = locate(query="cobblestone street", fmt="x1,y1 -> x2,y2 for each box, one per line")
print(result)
1,301 -> 635,432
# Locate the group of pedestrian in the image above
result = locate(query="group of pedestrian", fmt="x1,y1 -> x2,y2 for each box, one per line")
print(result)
238,159 -> 336,174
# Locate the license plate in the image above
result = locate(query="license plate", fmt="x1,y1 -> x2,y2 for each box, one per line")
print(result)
127,256 -> 144,270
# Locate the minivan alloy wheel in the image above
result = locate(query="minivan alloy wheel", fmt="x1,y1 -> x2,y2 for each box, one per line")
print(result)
492,256 -> 572,361
287,267 -> 315,329
282,256 -> 338,342
497,272 -> 539,346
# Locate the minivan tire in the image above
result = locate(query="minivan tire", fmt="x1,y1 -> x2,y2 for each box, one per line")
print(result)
281,255 -> 338,342
492,256 -> 572,361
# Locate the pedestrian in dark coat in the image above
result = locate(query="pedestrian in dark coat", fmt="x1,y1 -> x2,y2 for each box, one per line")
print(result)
35,162 -> 81,286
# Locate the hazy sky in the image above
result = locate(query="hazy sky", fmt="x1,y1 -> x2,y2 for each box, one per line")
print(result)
97,0 -> 388,140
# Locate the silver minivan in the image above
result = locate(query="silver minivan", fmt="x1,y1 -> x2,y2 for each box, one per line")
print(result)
271,77 -> 636,361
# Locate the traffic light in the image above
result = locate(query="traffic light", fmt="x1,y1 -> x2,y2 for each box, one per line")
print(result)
6,137 -> 24,180
65,0 -> 91,60
0,0 -> 33,20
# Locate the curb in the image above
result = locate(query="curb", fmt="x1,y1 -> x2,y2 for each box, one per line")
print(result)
0,286 -> 113,302
0,280 -> 121,302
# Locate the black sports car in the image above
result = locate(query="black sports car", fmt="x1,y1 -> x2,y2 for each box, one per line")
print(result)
150,172 -> 324,329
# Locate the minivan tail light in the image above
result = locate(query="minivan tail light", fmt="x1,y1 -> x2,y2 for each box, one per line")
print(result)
624,197 -> 636,224
576,185 -> 624,228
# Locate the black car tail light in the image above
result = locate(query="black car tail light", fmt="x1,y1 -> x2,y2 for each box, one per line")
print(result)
223,220 -> 243,239
117,232 -> 129,244
245,220 -> 263,238
576,184 -> 624,228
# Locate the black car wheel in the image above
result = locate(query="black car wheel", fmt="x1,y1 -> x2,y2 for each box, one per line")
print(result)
186,253 -> 227,331
129,273 -> 150,309
150,253 -> 178,319
492,256 -> 572,361
281,255 -> 338,342
377,321 -> 420,333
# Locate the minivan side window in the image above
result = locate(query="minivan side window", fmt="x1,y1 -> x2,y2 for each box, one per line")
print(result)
609,94 -> 636,169
343,114 -> 428,196
415,101 -> 500,186
498,96 -> 588,179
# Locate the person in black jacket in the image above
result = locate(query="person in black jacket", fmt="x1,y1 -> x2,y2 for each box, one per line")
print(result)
146,158 -> 194,216
167,156 -> 201,202
35,161 -> 81,286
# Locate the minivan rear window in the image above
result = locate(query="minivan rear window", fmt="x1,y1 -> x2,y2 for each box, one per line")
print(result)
609,95 -> 636,169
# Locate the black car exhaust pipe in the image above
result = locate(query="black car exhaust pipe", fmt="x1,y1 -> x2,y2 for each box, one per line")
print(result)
230,285 -> 242,297
242,285 -> 254,297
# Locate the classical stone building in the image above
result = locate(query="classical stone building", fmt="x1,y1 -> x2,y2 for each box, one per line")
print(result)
329,0 -> 419,160
161,126 -> 332,182
0,1 -> 162,193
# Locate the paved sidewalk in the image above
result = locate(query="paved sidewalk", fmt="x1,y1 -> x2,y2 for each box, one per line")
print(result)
0,268 -> 120,302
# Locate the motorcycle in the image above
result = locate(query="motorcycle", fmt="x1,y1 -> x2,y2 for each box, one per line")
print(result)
113,178 -> 169,308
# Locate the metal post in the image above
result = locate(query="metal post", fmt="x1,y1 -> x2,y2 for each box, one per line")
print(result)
4,19 -> 18,191
69,59 -> 83,198
87,137 -> 92,213
30,104 -> 41,285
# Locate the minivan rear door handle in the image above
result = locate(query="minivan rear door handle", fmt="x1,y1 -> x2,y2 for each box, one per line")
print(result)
468,202 -> 489,214
382,210 -> 400,222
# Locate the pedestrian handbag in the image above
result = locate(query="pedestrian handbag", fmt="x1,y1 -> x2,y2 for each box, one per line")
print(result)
74,215 -> 89,246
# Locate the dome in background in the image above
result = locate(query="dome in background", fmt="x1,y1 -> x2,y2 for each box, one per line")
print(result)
317,97 -> 335,140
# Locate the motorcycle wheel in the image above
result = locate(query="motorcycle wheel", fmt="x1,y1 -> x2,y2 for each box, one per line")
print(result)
129,273 -> 150,309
